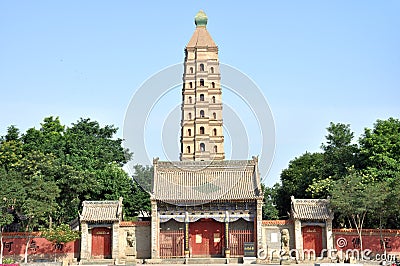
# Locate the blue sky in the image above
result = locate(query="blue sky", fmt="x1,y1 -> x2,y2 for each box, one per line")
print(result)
1,1 -> 399,186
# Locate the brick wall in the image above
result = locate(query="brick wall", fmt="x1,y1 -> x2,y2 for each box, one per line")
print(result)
260,220 -> 294,260
119,221 -> 151,260
1,232 -> 79,263
333,229 -> 400,254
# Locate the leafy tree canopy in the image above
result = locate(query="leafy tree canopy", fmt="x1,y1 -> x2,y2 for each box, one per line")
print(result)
0,116 -> 149,228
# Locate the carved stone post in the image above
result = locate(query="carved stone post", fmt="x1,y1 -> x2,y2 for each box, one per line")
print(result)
326,218 -> 333,250
224,210 -> 230,258
80,222 -> 89,261
151,199 -> 159,259
256,199 -> 263,252
184,211 -> 190,258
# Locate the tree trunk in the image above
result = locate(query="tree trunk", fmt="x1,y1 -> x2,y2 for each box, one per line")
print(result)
1,227 -> 4,265
24,237 -> 29,263
379,216 -> 387,256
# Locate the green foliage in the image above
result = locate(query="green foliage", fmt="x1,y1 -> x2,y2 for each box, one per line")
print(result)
276,117 -> 400,228
133,164 -> 153,192
0,168 -> 25,229
0,116 -> 149,229
276,152 -> 324,217
261,184 -> 279,220
41,224 -> 80,244
3,257 -> 14,264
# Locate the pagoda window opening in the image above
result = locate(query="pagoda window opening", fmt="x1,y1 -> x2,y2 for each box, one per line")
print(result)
200,110 -> 205,118
188,96 -> 192,103
212,96 -> 216,103
188,112 -> 192,120
213,145 -> 217,153
199,63 -> 205,71
189,82 -> 193,88
200,127 -> 205,134
211,82 -> 215,88
190,67 -> 193,73
188,129 -> 192,136
200,79 -> 204,86
213,128 -> 217,136
200,143 -> 205,152
210,67 -> 214,73
200,94 -> 204,101
187,146 -> 191,153
213,112 -> 216,119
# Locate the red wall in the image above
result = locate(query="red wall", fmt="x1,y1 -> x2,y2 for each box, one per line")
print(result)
2,232 -> 80,261
333,229 -> 400,253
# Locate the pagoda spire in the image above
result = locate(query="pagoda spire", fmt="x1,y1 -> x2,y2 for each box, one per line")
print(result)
180,10 -> 224,161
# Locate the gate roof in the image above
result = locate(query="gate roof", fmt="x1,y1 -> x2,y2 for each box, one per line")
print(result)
80,197 -> 123,222
152,157 -> 262,204
291,196 -> 333,220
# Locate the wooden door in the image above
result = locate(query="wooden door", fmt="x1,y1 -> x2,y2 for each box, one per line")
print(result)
190,218 -> 223,257
92,227 -> 111,258
302,226 -> 323,257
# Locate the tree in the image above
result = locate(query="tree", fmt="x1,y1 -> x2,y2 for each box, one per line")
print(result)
307,123 -> 358,198
20,117 -> 134,223
133,164 -> 153,192
0,169 -> 25,264
0,126 -> 23,173
330,168 -> 384,255
321,122 -> 358,176
276,152 -> 324,217
130,165 -> 152,217
261,184 -> 279,220
41,224 -> 80,261
359,117 -> 400,181
21,174 -> 60,263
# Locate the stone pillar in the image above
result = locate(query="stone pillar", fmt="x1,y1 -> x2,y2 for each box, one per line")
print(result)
224,211 -> 230,258
184,212 -> 190,258
80,222 -> 89,260
326,219 -> 333,250
256,199 -> 263,252
112,222 -> 120,260
151,200 -> 159,259
294,219 -> 302,251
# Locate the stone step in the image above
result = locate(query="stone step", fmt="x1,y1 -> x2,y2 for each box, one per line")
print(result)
79,259 -> 115,265
187,257 -> 242,264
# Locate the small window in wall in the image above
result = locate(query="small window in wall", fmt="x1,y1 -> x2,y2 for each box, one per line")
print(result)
190,67 -> 193,73
200,143 -> 205,152
189,82 -> 193,88
188,129 -> 191,136
211,82 -> 215,88
200,127 -> 205,134
188,113 -> 192,120
213,112 -> 216,119
187,146 -> 191,153
213,128 -> 217,136
212,96 -> 216,103
200,63 -> 205,71
200,94 -> 204,101
200,110 -> 205,118
213,145 -> 218,153
200,79 -> 204,86
188,96 -> 192,103
210,67 -> 214,73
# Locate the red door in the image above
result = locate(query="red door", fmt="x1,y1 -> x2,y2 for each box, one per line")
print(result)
302,226 -> 323,257
190,219 -> 224,257
92,227 -> 112,259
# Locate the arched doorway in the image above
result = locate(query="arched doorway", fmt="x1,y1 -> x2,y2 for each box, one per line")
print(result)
189,218 -> 224,257
91,227 -> 112,259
